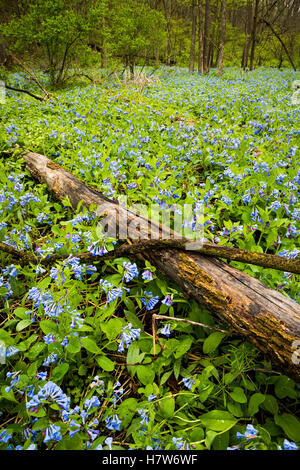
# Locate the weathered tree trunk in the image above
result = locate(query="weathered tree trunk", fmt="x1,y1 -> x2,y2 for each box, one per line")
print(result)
217,0 -> 227,76
189,0 -> 197,73
23,151 -> 300,381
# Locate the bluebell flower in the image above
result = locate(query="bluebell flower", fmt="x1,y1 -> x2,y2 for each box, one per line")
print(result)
123,262 -> 139,282
43,423 -> 62,443
236,424 -> 258,440
88,241 -> 108,256
138,408 -> 150,427
182,377 -> 195,390
84,396 -> 101,411
43,334 -> 56,344
118,323 -> 141,352
105,414 -> 122,431
172,437 -> 190,450
42,353 -> 59,366
36,372 -> 47,381
148,394 -> 157,402
141,291 -> 159,310
0,429 -> 12,443
142,269 -> 154,281
160,324 -> 171,337
112,381 -> 124,405
283,439 -> 298,450
162,295 -> 173,306
5,345 -> 20,358
5,371 -> 21,393
27,381 -> 70,412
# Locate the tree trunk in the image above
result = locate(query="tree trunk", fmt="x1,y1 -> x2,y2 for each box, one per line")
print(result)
217,0 -> 227,76
203,0 -> 211,74
249,0 -> 259,71
198,0 -> 204,74
22,151 -> 300,381
189,0 -> 197,73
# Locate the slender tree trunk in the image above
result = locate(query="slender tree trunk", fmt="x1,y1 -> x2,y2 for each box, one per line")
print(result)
242,0 -> 251,69
203,0 -> 211,74
189,0 -> 197,73
198,0 -> 204,74
163,0 -> 172,66
249,0 -> 259,71
217,0 -> 227,76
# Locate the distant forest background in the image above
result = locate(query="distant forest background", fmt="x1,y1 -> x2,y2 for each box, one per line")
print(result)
0,0 -> 299,87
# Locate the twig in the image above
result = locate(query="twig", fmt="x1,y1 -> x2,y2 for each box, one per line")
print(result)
5,85 -> 44,102
152,313 -> 232,356
8,51 -> 55,100
1,238 -> 299,274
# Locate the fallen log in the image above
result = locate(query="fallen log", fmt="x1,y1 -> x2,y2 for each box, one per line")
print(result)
22,151 -> 300,380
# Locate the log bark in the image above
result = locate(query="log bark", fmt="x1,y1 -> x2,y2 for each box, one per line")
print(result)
22,151 -> 300,380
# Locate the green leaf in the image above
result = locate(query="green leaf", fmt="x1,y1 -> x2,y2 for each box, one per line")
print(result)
96,355 -> 114,371
66,335 -> 81,354
124,310 -> 143,330
212,431 -> 229,450
248,393 -> 265,416
39,320 -> 58,335
14,307 -> 28,319
127,342 -> 144,365
16,319 -> 32,332
205,430 -> 218,449
136,365 -> 155,385
81,337 -> 101,354
203,332 -> 226,355
101,318 -> 123,341
229,387 -> 247,404
52,363 -> 69,381
26,342 -> 46,360
159,394 -> 175,418
274,413 -> 300,442
174,336 -> 193,359
200,410 -> 237,432
262,395 -> 278,415
32,418 -> 49,431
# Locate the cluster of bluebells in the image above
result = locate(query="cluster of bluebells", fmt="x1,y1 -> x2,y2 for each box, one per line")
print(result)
227,425 -> 298,451
1,67 -> 300,452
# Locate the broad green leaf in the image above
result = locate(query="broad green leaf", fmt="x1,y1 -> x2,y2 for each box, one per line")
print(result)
203,332 -> 226,355
96,355 -> 114,371
159,394 -> 175,418
66,336 -> 81,354
81,337 -> 101,354
16,319 -> 32,332
136,365 -> 155,385
274,413 -> 300,442
229,387 -> 247,404
248,393 -> 265,416
200,410 -> 237,432
39,320 -> 58,335
174,336 -> 193,358
52,363 -> 69,381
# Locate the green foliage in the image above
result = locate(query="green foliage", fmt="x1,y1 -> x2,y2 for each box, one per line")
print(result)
0,66 -> 299,451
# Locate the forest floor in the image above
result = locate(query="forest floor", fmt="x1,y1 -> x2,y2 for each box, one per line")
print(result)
0,66 -> 299,451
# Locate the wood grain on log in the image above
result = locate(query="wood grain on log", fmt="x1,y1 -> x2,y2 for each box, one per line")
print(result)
22,151 -> 300,380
